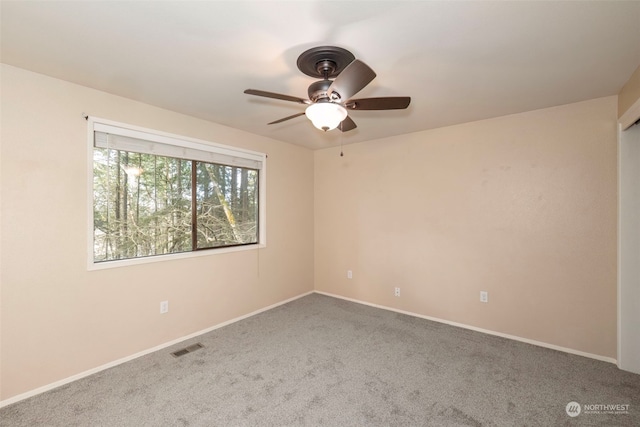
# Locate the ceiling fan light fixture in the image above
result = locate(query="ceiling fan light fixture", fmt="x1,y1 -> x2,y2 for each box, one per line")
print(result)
305,102 -> 348,131
245,46 -> 410,132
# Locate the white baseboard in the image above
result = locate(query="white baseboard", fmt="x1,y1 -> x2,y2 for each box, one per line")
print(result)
314,290 -> 617,365
0,290 -> 314,409
2,289 -> 616,408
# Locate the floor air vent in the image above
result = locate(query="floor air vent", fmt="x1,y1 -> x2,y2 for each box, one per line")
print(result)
171,343 -> 204,358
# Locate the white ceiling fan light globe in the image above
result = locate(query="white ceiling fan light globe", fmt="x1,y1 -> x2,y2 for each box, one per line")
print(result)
305,102 -> 348,131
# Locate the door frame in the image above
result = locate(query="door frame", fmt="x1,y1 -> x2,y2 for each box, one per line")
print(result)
618,97 -> 640,373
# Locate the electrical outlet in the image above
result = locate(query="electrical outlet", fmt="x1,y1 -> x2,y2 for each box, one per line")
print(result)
394,287 -> 400,297
160,300 -> 169,313
347,270 -> 353,279
480,291 -> 488,303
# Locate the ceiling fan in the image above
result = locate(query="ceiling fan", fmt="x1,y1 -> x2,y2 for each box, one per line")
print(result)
244,46 -> 411,132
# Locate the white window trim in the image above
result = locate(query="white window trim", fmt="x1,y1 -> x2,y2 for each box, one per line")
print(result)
86,116 -> 267,270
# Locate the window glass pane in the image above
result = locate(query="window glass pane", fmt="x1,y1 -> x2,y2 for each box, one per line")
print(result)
195,162 -> 259,249
93,148 -> 192,262
91,119 -> 265,266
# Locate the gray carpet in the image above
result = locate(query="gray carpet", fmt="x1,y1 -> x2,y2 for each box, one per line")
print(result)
1,293 -> 639,426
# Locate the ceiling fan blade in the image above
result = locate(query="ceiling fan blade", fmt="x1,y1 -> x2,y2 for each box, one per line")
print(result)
345,97 -> 411,110
339,116 -> 357,132
268,112 -> 306,125
327,60 -> 376,101
244,89 -> 310,104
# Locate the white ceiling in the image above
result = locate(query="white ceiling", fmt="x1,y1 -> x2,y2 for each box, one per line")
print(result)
2,1 -> 639,150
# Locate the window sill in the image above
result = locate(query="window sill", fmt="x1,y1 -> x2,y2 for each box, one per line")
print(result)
87,243 -> 266,271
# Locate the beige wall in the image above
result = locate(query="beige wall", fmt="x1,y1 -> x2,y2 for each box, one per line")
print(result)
0,64 -> 314,400
619,64 -> 640,119
315,96 -> 618,358
0,61 -> 622,401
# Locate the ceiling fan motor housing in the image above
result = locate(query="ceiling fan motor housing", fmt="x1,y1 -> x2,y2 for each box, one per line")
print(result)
307,80 -> 333,102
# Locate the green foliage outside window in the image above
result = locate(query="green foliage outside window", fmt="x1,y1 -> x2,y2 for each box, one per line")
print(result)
93,148 -> 258,262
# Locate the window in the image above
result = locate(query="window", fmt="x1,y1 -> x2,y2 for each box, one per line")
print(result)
88,118 -> 266,267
